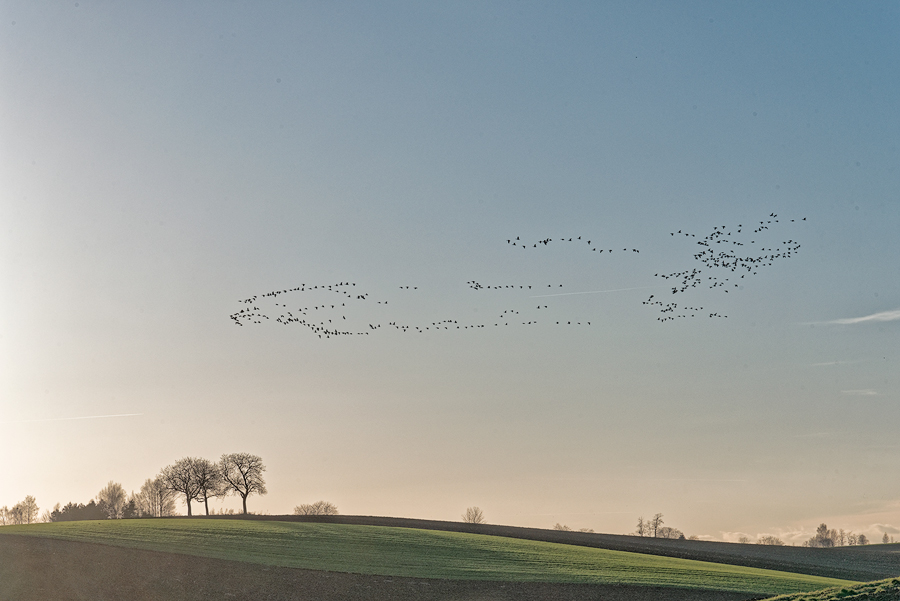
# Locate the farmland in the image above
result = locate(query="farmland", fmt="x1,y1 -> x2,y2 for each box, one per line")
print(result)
1,518 -> 856,599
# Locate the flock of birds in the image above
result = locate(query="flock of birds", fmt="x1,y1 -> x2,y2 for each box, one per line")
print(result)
644,214 -> 804,321
508,235 -> 641,255
230,214 -> 806,337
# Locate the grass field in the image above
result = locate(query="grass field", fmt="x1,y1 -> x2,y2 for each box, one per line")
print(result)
761,577 -> 900,601
1,519 -> 856,596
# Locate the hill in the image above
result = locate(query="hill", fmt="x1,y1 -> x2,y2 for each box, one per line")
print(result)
270,514 -> 900,582
0,518 -> 854,601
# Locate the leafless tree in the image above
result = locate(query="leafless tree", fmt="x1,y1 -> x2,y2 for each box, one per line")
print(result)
7,496 -> 39,525
649,513 -> 664,538
462,506 -> 485,524
136,478 -> 176,517
553,523 -> 571,531
20,496 -> 39,524
219,453 -> 267,515
160,457 -> 204,516
6,505 -> 22,525
659,526 -> 685,539
97,481 -> 127,519
857,534 -> 869,545
737,535 -> 751,544
757,535 -> 784,546
635,516 -> 647,537
293,501 -> 339,516
883,533 -> 890,544
804,523 -> 843,547
192,458 -> 226,516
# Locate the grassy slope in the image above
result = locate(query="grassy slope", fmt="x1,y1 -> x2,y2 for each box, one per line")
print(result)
1,519 -> 854,596
761,577 -> 900,601
274,515 -> 900,582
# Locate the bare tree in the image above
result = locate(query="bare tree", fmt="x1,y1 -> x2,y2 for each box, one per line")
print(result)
553,523 -> 571,531
737,535 -> 751,544
462,507 -> 485,524
97,481 -> 127,519
757,535 -> 784,546
21,496 -> 39,524
659,526 -> 685,540
857,534 -> 869,545
219,453 -> 267,515
883,533 -> 890,544
650,513 -> 664,538
136,478 -> 176,517
192,458 -> 226,516
6,505 -> 23,525
635,516 -> 647,537
160,458 -> 204,516
8,496 -> 39,525
293,501 -> 339,516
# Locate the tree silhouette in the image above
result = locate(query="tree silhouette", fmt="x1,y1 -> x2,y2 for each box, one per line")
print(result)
219,453 -> 267,515
462,507 -> 485,524
160,458 -> 203,516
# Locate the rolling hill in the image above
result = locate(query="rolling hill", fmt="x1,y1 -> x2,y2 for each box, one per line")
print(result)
0,518 -> 860,601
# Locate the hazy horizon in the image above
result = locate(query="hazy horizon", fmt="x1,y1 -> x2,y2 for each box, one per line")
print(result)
2,1 -> 898,544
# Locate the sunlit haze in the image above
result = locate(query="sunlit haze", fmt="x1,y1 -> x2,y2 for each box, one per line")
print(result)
2,2 -> 899,544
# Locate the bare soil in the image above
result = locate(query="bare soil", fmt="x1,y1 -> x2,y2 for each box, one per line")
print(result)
1,534 -> 761,601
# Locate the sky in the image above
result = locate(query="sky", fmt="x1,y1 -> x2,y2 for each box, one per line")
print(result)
1,1 -> 899,544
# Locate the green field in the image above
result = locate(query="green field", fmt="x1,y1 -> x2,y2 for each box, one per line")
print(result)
762,577 -> 900,601
1,519 -> 856,595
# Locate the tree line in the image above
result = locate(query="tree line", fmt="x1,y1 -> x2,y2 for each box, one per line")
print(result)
634,514 -> 684,539
2,452 -> 267,524
0,496 -> 39,525
803,523 -> 869,547
630,516 -> 875,546
158,453 -> 267,516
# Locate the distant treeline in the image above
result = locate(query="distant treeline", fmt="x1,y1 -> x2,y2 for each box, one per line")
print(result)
2,452 -> 267,525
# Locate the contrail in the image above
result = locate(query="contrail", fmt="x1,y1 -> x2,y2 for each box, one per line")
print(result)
827,309 -> 900,325
530,285 -> 661,299
0,413 -> 144,424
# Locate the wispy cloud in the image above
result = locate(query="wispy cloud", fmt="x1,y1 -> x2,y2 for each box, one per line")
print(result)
808,359 -> 866,367
826,309 -> 900,325
842,389 -> 878,396
720,531 -> 755,543
0,413 -> 144,424
873,523 -> 900,535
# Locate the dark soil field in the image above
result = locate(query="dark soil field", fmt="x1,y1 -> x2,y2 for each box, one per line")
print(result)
1,534 -> 761,601
257,515 -> 900,582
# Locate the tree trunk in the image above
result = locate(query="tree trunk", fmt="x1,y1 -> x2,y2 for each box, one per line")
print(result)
186,496 -> 192,517
204,494 -> 209,516
242,495 -> 248,515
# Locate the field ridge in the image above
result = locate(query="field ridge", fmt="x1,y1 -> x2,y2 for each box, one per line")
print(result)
209,514 -> 900,582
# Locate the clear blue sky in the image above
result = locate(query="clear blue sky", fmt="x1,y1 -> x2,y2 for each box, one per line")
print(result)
2,1 -> 898,543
